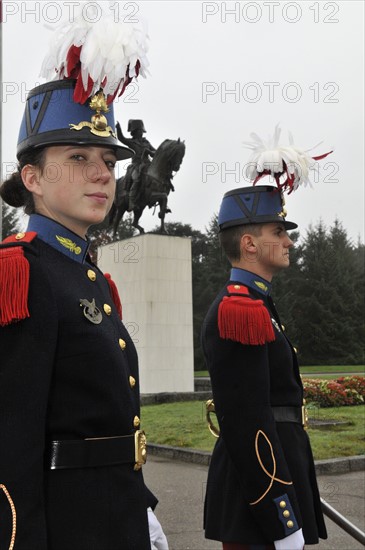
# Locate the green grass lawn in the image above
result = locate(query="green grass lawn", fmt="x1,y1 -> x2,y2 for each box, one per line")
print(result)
142,401 -> 215,451
195,366 -> 365,377
305,405 -> 365,460
300,365 -> 365,374
141,402 -> 365,460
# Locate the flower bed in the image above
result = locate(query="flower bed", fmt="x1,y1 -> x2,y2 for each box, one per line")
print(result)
303,376 -> 365,407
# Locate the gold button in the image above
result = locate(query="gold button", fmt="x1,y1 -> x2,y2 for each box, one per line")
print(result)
281,324 -> 285,331
129,376 -> 136,388
15,232 -> 25,240
87,269 -> 96,281
287,520 -> 294,529
293,347 -> 298,353
283,510 -> 290,518
279,501 -> 287,509
133,416 -> 140,428
119,339 -> 126,350
104,304 -> 112,315
234,285 -> 240,289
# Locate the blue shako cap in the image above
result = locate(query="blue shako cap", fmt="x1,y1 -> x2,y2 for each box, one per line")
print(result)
218,185 -> 297,231
17,80 -> 134,161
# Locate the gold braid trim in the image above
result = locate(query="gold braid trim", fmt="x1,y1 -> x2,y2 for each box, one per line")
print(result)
0,484 -> 17,550
249,430 -> 292,506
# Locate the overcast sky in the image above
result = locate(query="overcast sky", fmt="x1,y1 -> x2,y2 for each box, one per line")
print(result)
2,1 -> 364,242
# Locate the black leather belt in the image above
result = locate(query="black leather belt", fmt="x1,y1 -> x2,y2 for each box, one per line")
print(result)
272,405 -> 308,428
45,430 -> 147,471
205,400 -> 309,439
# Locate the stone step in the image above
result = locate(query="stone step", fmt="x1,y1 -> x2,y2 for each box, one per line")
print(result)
194,377 -> 211,391
141,390 -> 212,406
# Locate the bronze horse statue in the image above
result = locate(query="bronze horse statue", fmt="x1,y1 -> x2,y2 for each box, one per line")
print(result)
110,138 -> 185,235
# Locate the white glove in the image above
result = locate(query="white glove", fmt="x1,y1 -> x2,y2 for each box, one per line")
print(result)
147,507 -> 169,550
274,527 -> 304,550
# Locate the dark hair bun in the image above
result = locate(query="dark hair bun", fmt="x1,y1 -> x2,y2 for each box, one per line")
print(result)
0,148 -> 46,214
0,172 -> 28,207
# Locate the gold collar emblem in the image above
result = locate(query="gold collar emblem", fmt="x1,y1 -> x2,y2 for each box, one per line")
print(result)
70,91 -> 116,138
254,280 -> 268,292
56,235 -> 82,255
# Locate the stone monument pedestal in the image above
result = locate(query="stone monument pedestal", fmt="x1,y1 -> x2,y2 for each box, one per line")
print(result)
98,234 -> 194,394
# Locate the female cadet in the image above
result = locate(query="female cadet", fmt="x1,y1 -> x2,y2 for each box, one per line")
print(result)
0,8 -> 168,549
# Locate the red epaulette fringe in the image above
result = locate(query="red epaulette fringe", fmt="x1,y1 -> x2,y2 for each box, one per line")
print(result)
0,247 -> 30,326
104,273 -> 123,320
218,294 -> 275,346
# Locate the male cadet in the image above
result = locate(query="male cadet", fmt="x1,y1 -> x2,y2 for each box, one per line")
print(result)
202,183 -> 328,550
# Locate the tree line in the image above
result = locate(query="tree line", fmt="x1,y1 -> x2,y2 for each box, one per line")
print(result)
2,205 -> 364,367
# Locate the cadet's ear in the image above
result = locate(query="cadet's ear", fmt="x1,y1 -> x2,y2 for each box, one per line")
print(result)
240,233 -> 257,255
21,164 -> 42,196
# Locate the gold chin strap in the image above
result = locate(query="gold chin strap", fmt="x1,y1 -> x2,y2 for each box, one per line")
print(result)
0,484 -> 16,550
250,430 -> 292,506
205,399 -> 220,438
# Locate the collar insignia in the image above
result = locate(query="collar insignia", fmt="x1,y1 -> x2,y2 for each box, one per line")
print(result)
230,268 -> 271,295
254,280 -> 268,292
56,235 -> 82,255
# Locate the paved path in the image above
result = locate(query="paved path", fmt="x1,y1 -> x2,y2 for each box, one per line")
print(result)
144,456 -> 365,550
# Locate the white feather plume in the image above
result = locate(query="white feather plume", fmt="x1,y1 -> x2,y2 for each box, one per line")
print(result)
40,1 -> 149,102
243,125 -> 332,193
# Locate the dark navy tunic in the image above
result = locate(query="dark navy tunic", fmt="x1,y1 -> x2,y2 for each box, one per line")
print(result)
202,268 -> 327,545
0,215 -> 153,550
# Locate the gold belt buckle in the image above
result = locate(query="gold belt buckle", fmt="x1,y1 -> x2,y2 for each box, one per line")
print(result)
206,399 -> 220,438
302,400 -> 309,430
134,430 -> 147,471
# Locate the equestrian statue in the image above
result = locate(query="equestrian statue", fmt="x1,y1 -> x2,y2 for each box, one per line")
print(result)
109,120 -> 186,235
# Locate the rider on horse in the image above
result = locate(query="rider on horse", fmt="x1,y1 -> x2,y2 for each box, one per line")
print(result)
116,120 -> 156,211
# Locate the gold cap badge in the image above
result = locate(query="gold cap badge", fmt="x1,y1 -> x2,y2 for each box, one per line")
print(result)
278,194 -> 288,218
70,91 -> 116,138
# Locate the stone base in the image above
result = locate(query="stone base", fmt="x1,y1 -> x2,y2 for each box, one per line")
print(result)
98,234 -> 194,394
